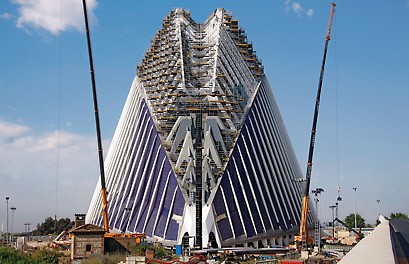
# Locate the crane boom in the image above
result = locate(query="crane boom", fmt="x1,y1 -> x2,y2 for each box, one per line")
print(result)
298,2 -> 336,250
81,0 -> 110,233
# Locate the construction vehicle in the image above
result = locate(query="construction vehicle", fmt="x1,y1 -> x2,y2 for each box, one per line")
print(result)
81,0 -> 145,243
333,218 -> 364,240
295,3 -> 336,250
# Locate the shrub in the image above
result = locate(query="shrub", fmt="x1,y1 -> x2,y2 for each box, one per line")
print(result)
0,246 -> 60,264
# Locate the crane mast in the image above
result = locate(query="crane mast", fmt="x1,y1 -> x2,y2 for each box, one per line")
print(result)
298,2 -> 336,250
81,0 -> 110,233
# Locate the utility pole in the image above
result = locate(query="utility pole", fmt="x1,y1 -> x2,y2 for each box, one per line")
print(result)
6,197 -> 9,245
10,207 -> 16,246
353,187 -> 357,229
25,223 -> 31,241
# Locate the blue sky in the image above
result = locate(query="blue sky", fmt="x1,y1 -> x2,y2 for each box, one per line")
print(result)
0,0 -> 408,232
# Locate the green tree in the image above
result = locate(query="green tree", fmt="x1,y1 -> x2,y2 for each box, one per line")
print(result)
55,218 -> 74,233
33,217 -> 74,235
344,213 -> 365,229
390,212 -> 409,220
33,217 -> 54,235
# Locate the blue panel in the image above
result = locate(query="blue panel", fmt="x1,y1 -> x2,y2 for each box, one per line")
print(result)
165,219 -> 179,241
219,166 -> 245,237
213,82 -> 302,240
126,127 -> 153,209
213,189 -> 227,216
244,125 -> 280,230
135,137 -> 162,232
258,90 -> 301,226
248,99 -> 284,230
143,159 -> 168,235
229,141 -> 256,237
164,188 -> 184,240
146,158 -> 184,239
251,110 -> 287,230
235,139 -> 263,234
237,136 -> 267,233
244,109 -> 282,230
213,189 -> 233,240
172,187 -> 185,217
100,98 -> 184,239
251,100 -> 291,230
132,127 -> 159,233
218,218 -> 233,241
240,127 -> 272,231
104,103 -> 152,229
153,207 -> 169,237
154,174 -> 180,238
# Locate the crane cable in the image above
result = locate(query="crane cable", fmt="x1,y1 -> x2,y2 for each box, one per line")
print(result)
334,13 -> 342,201
54,0 -> 63,233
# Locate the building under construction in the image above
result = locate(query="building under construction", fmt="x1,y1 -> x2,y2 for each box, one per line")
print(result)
86,8 -> 313,248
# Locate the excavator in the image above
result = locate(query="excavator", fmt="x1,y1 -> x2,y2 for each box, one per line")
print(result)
81,0 -> 145,244
333,218 -> 364,241
294,3 -> 336,250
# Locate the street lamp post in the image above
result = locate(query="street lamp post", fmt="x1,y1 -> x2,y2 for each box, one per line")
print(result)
10,207 -> 16,246
335,202 -> 339,241
376,200 -> 381,216
329,205 -> 337,243
6,197 -> 9,245
353,187 -> 357,229
312,188 -> 324,253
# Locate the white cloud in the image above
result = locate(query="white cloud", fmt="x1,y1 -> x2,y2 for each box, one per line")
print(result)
0,13 -> 13,20
0,119 -> 105,231
284,0 -> 314,18
306,8 -> 314,18
292,2 -> 303,17
284,0 -> 291,13
11,0 -> 98,35
0,120 -> 31,138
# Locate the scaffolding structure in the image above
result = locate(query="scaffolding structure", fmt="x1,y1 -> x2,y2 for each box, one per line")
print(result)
87,8 -> 310,248
135,9 -> 264,204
